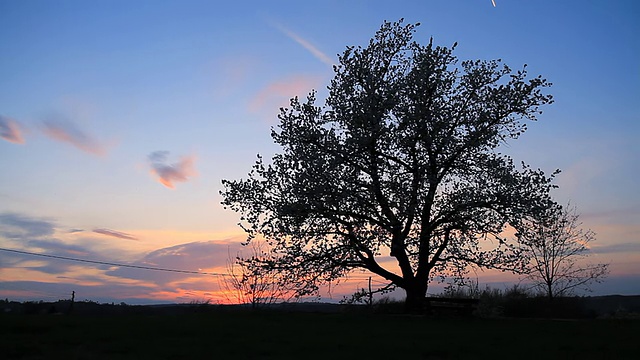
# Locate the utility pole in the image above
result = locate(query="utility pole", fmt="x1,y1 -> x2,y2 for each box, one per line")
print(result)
368,277 -> 373,308
68,291 -> 75,314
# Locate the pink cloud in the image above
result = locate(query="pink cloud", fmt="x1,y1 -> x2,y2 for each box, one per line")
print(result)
0,115 -> 25,144
148,151 -> 197,189
93,228 -> 139,241
250,75 -> 323,115
42,118 -> 107,156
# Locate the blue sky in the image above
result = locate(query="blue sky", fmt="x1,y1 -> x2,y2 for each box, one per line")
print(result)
1,0 -> 639,303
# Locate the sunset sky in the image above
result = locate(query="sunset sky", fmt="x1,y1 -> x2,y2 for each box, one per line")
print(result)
1,0 -> 638,304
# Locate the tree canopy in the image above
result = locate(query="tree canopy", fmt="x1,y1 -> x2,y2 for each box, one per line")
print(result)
221,20 -> 557,311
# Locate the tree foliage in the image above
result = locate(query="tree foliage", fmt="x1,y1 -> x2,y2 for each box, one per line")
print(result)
516,203 -> 609,299
221,20 -> 557,311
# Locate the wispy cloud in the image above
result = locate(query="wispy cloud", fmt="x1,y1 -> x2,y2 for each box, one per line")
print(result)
25,239 -> 92,259
106,240 -> 238,284
42,118 -> 107,156
0,213 -> 55,239
142,241 -> 233,270
148,151 -> 197,189
93,228 -> 138,241
269,21 -> 334,67
250,75 -> 322,116
0,115 -> 25,144
592,242 -> 640,255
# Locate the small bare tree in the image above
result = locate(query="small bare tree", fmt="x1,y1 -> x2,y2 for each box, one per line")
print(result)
220,242 -> 295,308
516,203 -> 609,299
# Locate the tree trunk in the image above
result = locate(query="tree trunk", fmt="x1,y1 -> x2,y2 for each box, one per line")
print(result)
404,283 -> 428,314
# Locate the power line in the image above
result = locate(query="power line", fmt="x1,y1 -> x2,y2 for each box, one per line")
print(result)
0,247 -> 393,283
0,247 -> 228,277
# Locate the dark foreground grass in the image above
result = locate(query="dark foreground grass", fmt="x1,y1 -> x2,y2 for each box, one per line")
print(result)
2,311 -> 639,359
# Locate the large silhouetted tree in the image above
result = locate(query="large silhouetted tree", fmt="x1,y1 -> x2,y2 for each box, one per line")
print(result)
516,203 -> 609,299
221,20 -> 557,312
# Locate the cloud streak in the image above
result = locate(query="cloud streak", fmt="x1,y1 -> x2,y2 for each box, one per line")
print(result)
0,213 -> 56,239
93,228 -> 138,241
148,151 -> 197,189
42,118 -> 106,156
270,21 -> 334,67
0,115 -> 25,144
105,240 -> 238,285
592,242 -> 640,255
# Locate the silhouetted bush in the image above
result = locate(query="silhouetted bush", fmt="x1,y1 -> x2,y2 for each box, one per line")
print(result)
437,285 -> 600,319
372,297 -> 405,314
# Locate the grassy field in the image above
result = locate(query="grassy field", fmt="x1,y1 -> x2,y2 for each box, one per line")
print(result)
3,311 -> 639,359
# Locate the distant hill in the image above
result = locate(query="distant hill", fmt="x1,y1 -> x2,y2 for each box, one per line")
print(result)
583,295 -> 640,316
3,295 -> 640,318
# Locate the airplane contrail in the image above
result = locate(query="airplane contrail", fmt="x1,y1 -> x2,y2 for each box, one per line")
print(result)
269,21 -> 334,67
